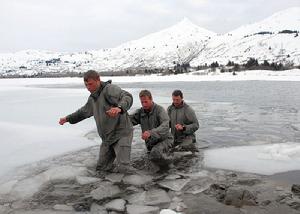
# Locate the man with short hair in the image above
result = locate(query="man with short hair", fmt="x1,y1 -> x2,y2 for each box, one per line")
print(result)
130,90 -> 173,170
167,90 -> 199,151
59,70 -> 134,174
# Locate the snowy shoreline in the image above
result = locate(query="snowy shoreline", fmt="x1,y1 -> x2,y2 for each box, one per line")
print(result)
1,69 -> 300,88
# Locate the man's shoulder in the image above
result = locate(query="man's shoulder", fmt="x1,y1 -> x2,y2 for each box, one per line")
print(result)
136,107 -> 143,112
183,102 -> 196,113
153,103 -> 168,115
102,83 -> 123,97
103,82 -> 116,91
167,104 -> 175,111
183,102 -> 192,109
132,107 -> 143,115
154,103 -> 164,110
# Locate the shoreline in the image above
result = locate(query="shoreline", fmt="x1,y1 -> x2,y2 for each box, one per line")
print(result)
1,144 -> 299,185
0,144 -> 299,213
0,69 -> 300,88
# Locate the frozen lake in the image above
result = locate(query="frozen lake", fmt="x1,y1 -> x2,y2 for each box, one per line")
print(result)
1,77 -> 300,176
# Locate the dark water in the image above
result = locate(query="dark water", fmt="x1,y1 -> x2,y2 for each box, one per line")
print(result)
33,80 -> 300,148
119,81 -> 300,148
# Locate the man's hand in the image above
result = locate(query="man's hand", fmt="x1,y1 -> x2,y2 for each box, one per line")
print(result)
59,117 -> 67,125
175,124 -> 184,131
142,131 -> 151,140
106,107 -> 121,117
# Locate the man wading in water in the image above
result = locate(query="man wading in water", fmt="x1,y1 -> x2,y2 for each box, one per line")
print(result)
59,70 -> 135,175
130,90 -> 174,172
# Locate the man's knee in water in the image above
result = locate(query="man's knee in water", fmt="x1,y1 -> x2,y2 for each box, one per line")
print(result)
149,148 -> 162,161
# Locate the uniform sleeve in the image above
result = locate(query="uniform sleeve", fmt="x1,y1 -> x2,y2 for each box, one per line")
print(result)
129,109 -> 141,126
183,107 -> 199,135
66,98 -> 93,124
105,84 -> 133,113
149,106 -> 170,139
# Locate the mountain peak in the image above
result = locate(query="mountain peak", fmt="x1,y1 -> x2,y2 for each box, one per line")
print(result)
117,17 -> 215,49
271,7 -> 300,18
178,17 -> 194,25
170,17 -> 216,37
230,7 -> 300,36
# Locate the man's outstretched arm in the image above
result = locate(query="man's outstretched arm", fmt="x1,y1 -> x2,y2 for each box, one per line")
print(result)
59,99 -> 93,125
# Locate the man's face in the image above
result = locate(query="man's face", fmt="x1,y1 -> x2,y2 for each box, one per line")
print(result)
140,96 -> 153,111
84,78 -> 100,93
172,95 -> 183,107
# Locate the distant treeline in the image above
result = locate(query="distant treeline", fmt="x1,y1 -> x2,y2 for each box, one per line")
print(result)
166,58 -> 299,75
1,58 -> 300,78
218,58 -> 298,73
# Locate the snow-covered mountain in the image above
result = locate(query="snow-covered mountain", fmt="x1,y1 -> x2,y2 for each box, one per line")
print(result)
0,50 -> 97,76
95,18 -> 215,71
191,7 -> 300,66
0,18 -> 214,76
1,8 -> 300,77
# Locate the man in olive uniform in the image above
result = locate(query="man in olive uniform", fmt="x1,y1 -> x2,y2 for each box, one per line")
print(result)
59,70 -> 134,174
167,90 -> 199,151
130,90 -> 173,170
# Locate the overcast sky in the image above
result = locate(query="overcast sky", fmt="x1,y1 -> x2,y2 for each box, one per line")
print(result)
0,0 -> 299,52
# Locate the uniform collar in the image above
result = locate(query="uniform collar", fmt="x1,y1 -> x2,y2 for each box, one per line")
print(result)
90,80 -> 111,100
141,103 -> 156,116
172,101 -> 185,109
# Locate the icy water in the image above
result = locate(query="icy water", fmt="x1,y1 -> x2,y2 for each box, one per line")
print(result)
119,81 -> 300,148
22,80 -> 300,147
1,80 -> 300,176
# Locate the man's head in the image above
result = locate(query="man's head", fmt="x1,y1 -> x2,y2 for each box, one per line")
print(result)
172,90 -> 183,107
139,90 -> 153,111
83,70 -> 101,93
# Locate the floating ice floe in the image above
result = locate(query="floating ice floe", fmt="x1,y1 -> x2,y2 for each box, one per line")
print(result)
204,142 -> 300,175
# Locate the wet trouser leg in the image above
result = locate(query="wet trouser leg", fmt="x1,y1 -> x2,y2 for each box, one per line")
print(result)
149,138 -> 173,167
174,135 -> 198,151
113,132 -> 133,173
96,142 -> 115,171
97,132 -> 133,173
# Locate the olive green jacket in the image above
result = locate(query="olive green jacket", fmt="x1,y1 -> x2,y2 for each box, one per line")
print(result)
66,81 -> 133,145
167,102 -> 199,143
130,103 -> 173,145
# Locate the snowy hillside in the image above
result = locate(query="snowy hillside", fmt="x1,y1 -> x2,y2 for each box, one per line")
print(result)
1,8 -> 300,77
231,7 -> 300,36
0,18 -> 214,76
191,7 -> 300,66
97,18 -> 215,70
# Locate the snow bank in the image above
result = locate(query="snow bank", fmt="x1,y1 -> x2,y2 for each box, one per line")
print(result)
204,142 -> 300,175
0,122 -> 97,177
1,69 -> 300,90
160,209 -> 179,214
0,166 -> 89,200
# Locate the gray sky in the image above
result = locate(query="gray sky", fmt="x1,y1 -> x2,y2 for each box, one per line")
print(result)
0,0 -> 299,52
